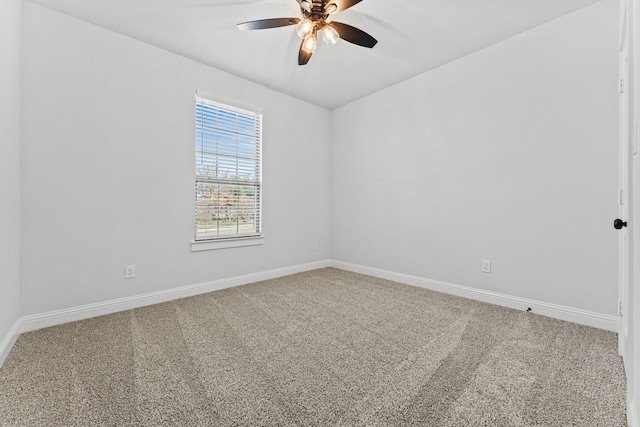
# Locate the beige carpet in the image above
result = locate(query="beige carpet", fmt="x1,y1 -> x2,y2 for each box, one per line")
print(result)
0,268 -> 627,426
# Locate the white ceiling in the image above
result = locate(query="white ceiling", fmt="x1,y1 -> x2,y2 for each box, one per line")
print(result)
28,0 -> 601,109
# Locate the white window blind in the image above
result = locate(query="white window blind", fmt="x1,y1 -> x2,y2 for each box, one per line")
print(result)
195,97 -> 262,241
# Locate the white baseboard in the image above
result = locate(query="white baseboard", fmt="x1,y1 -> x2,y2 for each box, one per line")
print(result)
330,260 -> 618,332
20,260 -> 331,334
3,258 -> 619,366
629,400 -> 638,427
0,320 -> 21,368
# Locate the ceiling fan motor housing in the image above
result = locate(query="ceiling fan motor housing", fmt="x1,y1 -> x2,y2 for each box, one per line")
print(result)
303,1 -> 335,21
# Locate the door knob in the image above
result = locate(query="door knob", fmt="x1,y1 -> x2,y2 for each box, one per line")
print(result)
614,218 -> 628,230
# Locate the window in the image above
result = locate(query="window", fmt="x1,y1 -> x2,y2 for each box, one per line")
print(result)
195,97 -> 262,242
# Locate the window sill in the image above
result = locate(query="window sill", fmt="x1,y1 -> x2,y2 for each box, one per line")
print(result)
191,235 -> 264,252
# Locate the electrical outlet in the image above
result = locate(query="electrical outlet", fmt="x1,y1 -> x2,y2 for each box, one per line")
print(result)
481,260 -> 491,273
312,242 -> 318,251
125,265 -> 136,279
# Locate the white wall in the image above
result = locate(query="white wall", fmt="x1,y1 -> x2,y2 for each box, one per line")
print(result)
20,3 -> 331,316
331,0 -> 619,315
19,0 -> 619,322
0,0 -> 22,349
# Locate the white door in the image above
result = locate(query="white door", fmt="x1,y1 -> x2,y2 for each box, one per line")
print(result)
618,0 -> 631,361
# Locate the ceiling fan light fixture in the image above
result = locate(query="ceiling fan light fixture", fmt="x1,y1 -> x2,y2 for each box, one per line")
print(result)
322,24 -> 339,46
324,3 -> 338,15
302,33 -> 317,53
296,19 -> 314,38
300,0 -> 313,13
235,0 -> 377,66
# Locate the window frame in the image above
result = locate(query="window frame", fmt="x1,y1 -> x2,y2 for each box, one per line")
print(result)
191,96 -> 263,252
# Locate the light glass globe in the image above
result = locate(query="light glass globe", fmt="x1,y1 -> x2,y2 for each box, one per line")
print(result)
322,25 -> 339,46
296,19 -> 314,39
324,3 -> 338,14
302,34 -> 317,53
300,0 -> 313,13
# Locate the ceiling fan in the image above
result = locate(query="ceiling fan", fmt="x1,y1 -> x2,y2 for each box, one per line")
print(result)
237,0 -> 377,65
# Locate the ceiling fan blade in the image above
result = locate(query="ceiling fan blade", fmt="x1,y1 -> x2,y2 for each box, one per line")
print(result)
332,0 -> 364,12
329,21 -> 377,48
237,17 -> 300,30
298,41 -> 313,65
